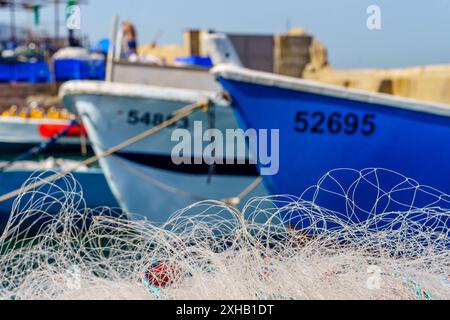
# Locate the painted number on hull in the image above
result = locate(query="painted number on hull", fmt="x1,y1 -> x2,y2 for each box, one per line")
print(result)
127,110 -> 189,129
294,111 -> 376,136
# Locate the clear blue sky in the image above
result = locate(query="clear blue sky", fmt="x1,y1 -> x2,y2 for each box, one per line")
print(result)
1,0 -> 449,68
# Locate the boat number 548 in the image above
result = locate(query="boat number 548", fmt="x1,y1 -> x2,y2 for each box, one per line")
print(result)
127,110 -> 189,129
294,111 -> 376,136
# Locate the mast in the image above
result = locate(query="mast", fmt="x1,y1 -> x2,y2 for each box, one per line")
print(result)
55,0 -> 59,44
9,0 -> 16,42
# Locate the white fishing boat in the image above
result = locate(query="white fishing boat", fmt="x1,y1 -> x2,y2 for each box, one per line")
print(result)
60,81 -> 264,222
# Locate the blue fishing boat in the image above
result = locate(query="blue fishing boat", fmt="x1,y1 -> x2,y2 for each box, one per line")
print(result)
214,65 -> 450,230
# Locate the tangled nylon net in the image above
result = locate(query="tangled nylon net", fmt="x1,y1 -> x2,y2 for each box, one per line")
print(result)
0,169 -> 449,300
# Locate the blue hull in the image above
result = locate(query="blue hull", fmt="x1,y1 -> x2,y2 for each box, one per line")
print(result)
0,170 -> 119,232
215,67 -> 450,230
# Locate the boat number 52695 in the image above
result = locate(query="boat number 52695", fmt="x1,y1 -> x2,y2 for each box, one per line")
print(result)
294,111 -> 376,136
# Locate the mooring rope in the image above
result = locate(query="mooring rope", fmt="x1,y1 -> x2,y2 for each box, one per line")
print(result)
0,99 -> 210,204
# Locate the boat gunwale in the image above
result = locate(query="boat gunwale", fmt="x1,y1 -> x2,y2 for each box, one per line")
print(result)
212,65 -> 450,118
114,59 -> 212,73
59,81 -> 224,106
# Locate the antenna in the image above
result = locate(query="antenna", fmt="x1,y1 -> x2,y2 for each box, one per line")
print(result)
0,0 -> 87,46
286,17 -> 291,33
8,0 -> 16,41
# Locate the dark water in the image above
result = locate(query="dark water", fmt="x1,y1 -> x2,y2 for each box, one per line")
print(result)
0,149 -> 101,233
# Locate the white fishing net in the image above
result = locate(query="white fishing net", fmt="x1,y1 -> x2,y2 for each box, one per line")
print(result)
0,168 -> 449,300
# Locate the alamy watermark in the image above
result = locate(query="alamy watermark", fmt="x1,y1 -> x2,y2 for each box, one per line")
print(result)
65,265 -> 82,290
171,121 -> 280,176
367,5 -> 381,30
367,265 -> 382,290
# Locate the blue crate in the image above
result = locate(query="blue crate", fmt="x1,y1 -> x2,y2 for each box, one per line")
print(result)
80,59 -> 106,80
13,62 -> 32,82
4,61 -> 51,83
88,59 -> 106,80
0,63 -> 12,82
175,56 -> 213,68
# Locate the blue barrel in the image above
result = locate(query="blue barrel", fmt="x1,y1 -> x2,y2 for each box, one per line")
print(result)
54,59 -> 84,81
88,59 -> 106,80
2,61 -> 51,83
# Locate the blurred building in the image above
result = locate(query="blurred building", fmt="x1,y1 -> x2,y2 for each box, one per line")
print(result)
138,28 -> 328,78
